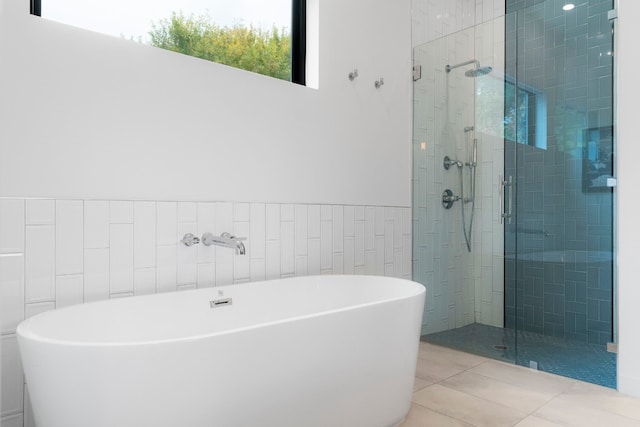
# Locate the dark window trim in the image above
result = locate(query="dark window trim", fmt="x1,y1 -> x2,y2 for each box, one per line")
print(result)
30,0 -> 307,86
31,0 -> 41,16
291,0 -> 306,86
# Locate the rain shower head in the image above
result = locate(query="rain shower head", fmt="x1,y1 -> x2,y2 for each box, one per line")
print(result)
446,59 -> 493,78
465,66 -> 493,77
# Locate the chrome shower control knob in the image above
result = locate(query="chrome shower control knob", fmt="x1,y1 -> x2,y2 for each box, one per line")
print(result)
181,233 -> 200,246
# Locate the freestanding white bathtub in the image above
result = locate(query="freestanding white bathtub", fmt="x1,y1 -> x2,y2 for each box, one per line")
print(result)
17,275 -> 425,427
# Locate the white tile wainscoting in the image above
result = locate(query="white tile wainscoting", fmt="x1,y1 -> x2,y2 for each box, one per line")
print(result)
0,198 -> 411,425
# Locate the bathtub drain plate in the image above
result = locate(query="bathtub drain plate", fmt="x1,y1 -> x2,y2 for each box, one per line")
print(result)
210,297 -> 233,308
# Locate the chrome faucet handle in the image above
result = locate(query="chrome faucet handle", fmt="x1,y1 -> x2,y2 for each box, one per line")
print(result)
181,233 -> 200,246
220,232 -> 246,241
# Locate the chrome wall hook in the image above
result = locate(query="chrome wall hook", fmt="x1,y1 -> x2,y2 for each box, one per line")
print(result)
374,77 -> 384,89
348,69 -> 359,81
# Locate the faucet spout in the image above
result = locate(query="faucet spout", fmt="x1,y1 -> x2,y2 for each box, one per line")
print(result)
236,241 -> 246,255
201,232 -> 247,255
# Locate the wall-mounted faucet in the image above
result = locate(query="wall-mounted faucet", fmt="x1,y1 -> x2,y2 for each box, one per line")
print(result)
202,232 -> 246,255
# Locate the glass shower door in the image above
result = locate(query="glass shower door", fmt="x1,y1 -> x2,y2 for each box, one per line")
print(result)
506,0 -> 616,388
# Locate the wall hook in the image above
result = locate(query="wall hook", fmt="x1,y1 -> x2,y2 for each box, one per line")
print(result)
374,77 -> 384,89
348,69 -> 359,81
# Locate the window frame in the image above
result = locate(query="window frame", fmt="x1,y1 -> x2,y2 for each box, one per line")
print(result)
30,0 -> 307,86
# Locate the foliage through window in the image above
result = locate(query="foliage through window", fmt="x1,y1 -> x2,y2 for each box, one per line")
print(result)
504,79 -> 547,149
31,0 -> 305,84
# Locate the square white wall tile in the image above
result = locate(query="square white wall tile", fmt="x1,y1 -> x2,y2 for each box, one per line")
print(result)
1,335 -> 23,417
365,207 -> 375,250
332,206 -> 344,253
0,199 -> 24,254
177,202 -> 197,223
156,245 -> 177,293
355,221 -> 365,267
280,221 -> 295,276
0,255 -> 24,335
134,268 -> 156,295
265,204 -> 280,240
320,220 -> 332,271
344,206 -> 355,237
384,221 -> 395,263
84,201 -> 109,248
333,252 -> 344,274
250,204 -> 266,259
84,248 -> 109,303
134,201 -> 157,269
1,413 -> 23,427
197,263 -> 215,288
216,203 -> 233,232
234,203 -> 250,222
307,239 -> 321,275
197,203 -> 216,264
25,301 -> 55,319
56,200 -> 83,275
25,226 -> 55,303
295,256 -> 308,276
56,274 -> 84,308
215,254 -> 233,286
281,204 -> 294,222
109,224 -> 134,294
308,205 -> 321,239
344,237 -> 355,274
250,258 -> 266,282
295,205 -> 308,256
320,205 -> 332,221
26,199 -> 54,225
157,202 -> 177,246
109,201 -> 133,224
265,240 -> 281,280
177,223 -> 197,286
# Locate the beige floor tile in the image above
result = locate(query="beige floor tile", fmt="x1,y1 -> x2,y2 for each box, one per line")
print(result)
414,343 -> 489,382
418,343 -> 489,368
534,394 -> 640,427
415,355 -> 468,382
514,415 -> 565,426
441,371 -> 560,413
560,381 -> 640,421
400,403 -> 472,427
468,360 -> 575,395
413,376 -> 432,392
412,383 -> 527,427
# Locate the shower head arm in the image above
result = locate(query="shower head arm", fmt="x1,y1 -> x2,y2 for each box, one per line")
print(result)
445,59 -> 480,73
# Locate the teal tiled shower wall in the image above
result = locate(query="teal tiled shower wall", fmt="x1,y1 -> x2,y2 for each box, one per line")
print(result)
504,0 -> 614,346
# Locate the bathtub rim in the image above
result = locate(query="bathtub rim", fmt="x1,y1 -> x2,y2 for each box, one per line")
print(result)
17,275 -> 425,348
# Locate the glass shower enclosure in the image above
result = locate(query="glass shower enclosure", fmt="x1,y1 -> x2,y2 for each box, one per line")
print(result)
412,0 -> 616,388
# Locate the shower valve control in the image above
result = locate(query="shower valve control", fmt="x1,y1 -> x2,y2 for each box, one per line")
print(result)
442,189 -> 460,210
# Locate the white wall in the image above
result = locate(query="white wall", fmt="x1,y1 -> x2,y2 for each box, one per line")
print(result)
616,0 -> 640,398
0,0 -> 412,207
0,0 -> 415,422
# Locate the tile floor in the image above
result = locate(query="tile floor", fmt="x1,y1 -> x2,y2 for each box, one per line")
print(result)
401,342 -> 640,427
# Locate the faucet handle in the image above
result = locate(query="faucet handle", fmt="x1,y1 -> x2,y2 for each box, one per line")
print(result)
220,232 -> 246,241
181,233 -> 200,247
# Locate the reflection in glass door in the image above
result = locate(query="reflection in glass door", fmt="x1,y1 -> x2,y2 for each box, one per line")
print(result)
505,0 -> 616,388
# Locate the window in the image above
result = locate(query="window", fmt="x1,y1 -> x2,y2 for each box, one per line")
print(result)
504,79 -> 547,149
30,0 -> 306,85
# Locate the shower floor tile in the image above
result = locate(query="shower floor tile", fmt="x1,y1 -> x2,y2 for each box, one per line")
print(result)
421,323 -> 617,389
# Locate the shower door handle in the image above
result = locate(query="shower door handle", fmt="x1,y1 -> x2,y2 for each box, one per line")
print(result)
499,174 -> 513,224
